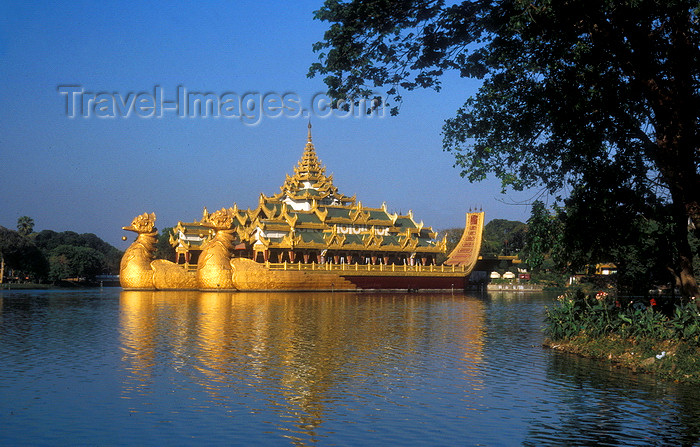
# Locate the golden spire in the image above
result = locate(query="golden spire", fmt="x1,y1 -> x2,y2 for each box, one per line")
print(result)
274,124 -> 354,206
294,122 -> 324,180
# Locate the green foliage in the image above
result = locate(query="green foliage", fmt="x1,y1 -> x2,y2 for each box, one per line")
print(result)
0,226 -> 48,281
556,186 -> 678,295
481,219 -> 526,256
545,291 -> 700,345
155,227 -> 176,262
671,304 -> 700,343
33,230 -> 122,275
691,231 -> 700,280
530,270 -> 568,289
16,216 -> 34,237
435,227 -> 464,264
522,201 -> 554,271
48,245 -> 106,282
1,224 -> 122,283
310,0 -> 699,197
510,188 -> 686,295
310,0 -> 700,297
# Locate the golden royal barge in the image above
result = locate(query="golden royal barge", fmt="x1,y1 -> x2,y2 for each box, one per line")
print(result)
119,125 -> 484,291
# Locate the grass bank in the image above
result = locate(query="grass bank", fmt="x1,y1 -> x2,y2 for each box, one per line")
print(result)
543,335 -> 700,383
544,290 -> 700,383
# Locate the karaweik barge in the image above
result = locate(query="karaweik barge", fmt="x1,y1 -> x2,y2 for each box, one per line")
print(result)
119,124 -> 484,291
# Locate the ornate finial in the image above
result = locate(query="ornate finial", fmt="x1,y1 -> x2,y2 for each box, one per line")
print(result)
202,208 -> 234,230
307,120 -> 312,142
123,212 -> 157,234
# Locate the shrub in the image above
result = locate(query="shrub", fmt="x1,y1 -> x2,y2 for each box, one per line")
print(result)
545,291 -> 700,345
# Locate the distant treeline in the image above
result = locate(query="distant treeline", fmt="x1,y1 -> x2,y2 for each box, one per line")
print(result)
438,218 -> 526,264
0,217 -> 122,283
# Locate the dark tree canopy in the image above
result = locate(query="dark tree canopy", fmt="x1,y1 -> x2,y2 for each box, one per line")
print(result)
481,219 -> 526,256
1,227 -> 122,283
310,0 -> 700,297
522,201 -> 553,271
48,245 -> 106,282
17,216 -> 34,237
556,188 -> 679,295
0,226 -> 48,280
155,227 -> 176,262
33,230 -> 122,274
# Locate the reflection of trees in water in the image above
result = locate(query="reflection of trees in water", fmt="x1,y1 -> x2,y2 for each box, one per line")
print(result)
524,351 -> 700,446
118,291 -> 487,443
674,386 -> 700,446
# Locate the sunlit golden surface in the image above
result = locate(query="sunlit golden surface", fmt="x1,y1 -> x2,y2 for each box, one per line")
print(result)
119,290 -> 486,434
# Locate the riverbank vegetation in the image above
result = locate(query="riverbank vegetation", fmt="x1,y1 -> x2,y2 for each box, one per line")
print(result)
311,1 -> 700,383
310,0 -> 700,299
519,200 -> 700,297
545,290 -> 700,383
441,198 -> 693,297
0,216 -> 122,285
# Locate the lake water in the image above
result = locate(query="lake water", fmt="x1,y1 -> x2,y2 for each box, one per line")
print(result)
1,288 -> 700,446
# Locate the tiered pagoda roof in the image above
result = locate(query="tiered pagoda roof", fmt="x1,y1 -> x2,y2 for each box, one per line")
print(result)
172,124 -> 446,265
267,124 -> 354,209
238,124 -> 445,260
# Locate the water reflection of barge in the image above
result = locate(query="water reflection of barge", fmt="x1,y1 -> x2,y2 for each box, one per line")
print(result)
119,125 -> 483,291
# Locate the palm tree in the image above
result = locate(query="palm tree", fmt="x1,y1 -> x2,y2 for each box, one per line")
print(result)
17,216 -> 34,237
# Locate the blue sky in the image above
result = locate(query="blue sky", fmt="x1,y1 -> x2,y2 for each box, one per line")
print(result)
0,1 -> 539,248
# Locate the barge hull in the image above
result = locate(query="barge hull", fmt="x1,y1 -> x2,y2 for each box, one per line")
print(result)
341,274 -> 467,291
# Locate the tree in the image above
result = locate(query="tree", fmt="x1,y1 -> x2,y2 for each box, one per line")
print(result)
555,184 -> 680,295
481,219 -> 526,256
522,201 -> 553,272
33,230 -> 122,275
48,245 -> 106,282
310,0 -> 700,298
17,216 -> 34,237
155,227 -> 176,262
0,226 -> 48,282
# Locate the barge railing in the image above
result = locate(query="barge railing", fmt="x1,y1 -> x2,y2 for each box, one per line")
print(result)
263,261 -> 468,274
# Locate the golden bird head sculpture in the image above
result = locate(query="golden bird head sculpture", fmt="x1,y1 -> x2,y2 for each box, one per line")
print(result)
122,212 -> 157,234
202,208 -> 234,231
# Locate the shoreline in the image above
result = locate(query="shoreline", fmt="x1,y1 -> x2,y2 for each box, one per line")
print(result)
1,283 -> 54,290
0,281 -> 119,290
543,336 -> 700,384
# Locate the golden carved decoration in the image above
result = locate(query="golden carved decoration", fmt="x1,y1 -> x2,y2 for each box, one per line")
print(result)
120,213 -> 157,289
120,213 -> 197,290
203,207 -> 234,230
231,258 -> 356,291
124,212 -> 156,234
152,259 -> 198,290
118,127 -> 479,291
197,208 -> 236,290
